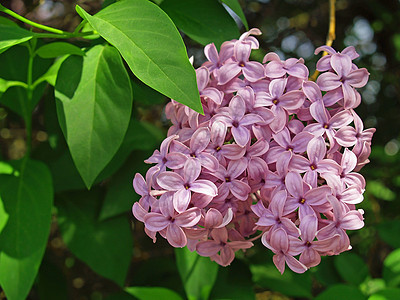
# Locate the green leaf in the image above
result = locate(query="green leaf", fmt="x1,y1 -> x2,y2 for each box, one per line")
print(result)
369,288 -> 400,300
99,151 -> 150,221
0,23 -> 33,54
377,220 -> 400,249
383,248 -> 400,287
315,284 -> 366,300
0,45 -> 51,118
98,118 -> 165,220
131,78 -> 167,106
55,44 -> 133,188
0,195 -> 8,234
125,287 -> 184,300
210,260 -> 255,300
75,0 -> 202,113
334,252 -> 370,286
57,189 -> 133,285
314,256 -> 342,286
0,159 -> 53,300
36,42 -> 84,58
37,55 -> 69,87
250,263 -> 312,298
221,0 -> 249,30
160,0 -> 239,47
175,247 -> 219,300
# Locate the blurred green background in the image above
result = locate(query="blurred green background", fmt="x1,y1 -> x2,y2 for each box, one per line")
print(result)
1,0 -> 400,299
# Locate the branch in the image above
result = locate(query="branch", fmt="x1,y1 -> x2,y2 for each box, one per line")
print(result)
309,0 -> 336,81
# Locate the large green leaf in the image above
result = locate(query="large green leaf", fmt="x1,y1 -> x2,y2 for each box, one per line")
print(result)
0,159 -> 53,300
0,23 -> 33,54
125,287 -> 183,300
383,248 -> 400,287
55,44 -> 133,188
57,190 -> 133,286
369,288 -> 400,300
75,0 -> 202,113
160,0 -> 239,47
175,247 -> 219,300
334,252 -> 370,286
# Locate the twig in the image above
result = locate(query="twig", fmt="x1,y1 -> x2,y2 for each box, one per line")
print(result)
309,0 -> 336,81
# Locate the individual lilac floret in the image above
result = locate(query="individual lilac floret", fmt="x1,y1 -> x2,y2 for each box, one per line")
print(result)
131,28 -> 375,274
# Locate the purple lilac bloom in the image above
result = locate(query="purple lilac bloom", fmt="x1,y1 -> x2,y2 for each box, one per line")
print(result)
131,28 -> 375,274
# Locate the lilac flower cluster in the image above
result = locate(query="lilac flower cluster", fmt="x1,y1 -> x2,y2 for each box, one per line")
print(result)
132,28 -> 375,274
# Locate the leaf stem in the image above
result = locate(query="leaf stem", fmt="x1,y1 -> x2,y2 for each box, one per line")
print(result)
309,0 -> 336,81
0,4 -> 67,35
24,40 -> 36,157
0,4 -> 96,38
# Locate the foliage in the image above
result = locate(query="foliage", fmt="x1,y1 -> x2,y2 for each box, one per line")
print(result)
0,0 -> 399,299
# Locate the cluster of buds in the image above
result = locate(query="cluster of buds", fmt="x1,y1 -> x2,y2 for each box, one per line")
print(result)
132,28 -> 375,274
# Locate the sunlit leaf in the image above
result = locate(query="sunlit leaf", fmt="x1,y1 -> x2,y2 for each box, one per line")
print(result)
125,287 -> 183,300
383,248 -> 400,287
75,0 -> 202,113
175,247 -> 218,300
0,23 -> 33,54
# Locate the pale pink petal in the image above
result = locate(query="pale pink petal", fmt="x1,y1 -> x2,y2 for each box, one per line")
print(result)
331,53 -> 352,77
175,207 -> 202,227
191,179 -> 218,196
302,81 -> 322,102
190,127 -> 211,153
184,159 -> 202,183
330,110 -> 353,128
317,72 -> 341,91
285,172 -> 304,198
285,255 -> 308,273
265,60 -> 286,78
196,240 -> 221,257
273,254 -> 286,274
287,63 -> 309,79
132,202 -> 147,222
218,63 -> 242,85
243,61 -> 266,82
346,68 -> 369,88
173,188 -> 191,213
166,223 -> 187,247
299,248 -> 321,268
229,180 -> 251,200
133,173 -> 147,196
157,172 -> 184,191
144,213 -> 169,232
